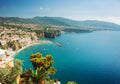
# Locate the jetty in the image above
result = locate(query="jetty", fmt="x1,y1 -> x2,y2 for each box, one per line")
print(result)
53,42 -> 62,47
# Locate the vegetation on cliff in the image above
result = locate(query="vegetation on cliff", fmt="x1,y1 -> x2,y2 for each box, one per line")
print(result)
0,52 -> 78,84
20,52 -> 56,84
0,60 -> 23,84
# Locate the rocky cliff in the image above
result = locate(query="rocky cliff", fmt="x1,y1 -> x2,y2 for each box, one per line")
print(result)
44,30 -> 61,38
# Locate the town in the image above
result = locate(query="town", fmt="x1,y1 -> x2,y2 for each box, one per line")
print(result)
0,22 -> 61,68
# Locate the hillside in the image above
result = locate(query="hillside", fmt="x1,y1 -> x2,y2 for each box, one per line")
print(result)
0,16 -> 120,30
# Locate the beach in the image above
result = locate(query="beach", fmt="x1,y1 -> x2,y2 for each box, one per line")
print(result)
16,40 -> 52,54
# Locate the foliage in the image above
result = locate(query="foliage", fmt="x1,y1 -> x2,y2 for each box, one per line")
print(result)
67,81 -> 77,84
20,52 -> 56,84
0,60 -> 23,84
30,53 -> 55,71
30,53 -> 56,80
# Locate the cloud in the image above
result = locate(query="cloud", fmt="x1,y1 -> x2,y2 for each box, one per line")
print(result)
73,16 -> 120,25
39,7 -> 44,10
99,16 -> 120,25
39,7 -> 50,11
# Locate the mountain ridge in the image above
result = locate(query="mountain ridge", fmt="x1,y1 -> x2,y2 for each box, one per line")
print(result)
0,16 -> 120,30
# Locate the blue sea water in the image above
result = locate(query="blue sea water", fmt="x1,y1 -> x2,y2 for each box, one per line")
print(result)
15,31 -> 120,84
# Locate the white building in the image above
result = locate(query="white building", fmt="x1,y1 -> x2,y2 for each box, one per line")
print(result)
0,40 -> 6,45
0,49 -> 15,68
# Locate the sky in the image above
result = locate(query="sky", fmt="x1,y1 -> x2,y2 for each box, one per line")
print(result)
0,0 -> 120,24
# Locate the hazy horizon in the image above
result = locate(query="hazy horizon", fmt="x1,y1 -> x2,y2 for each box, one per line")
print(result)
0,0 -> 120,24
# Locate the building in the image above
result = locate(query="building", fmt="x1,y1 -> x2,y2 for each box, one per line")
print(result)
0,49 -> 15,68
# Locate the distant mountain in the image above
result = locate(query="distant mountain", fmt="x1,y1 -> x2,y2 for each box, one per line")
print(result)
0,16 -> 120,30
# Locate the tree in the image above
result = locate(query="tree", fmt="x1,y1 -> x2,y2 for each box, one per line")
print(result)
21,52 -> 56,84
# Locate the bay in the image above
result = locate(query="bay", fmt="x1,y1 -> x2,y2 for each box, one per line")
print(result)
15,31 -> 120,84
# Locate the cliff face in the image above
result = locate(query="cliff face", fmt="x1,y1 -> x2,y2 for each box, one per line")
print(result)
63,29 -> 93,33
11,41 -> 22,50
44,30 -> 61,38
0,41 -> 22,51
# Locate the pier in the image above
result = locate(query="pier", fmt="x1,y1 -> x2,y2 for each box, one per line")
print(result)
53,42 -> 62,47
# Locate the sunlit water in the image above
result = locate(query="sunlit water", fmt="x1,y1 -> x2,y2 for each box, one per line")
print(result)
15,31 -> 120,84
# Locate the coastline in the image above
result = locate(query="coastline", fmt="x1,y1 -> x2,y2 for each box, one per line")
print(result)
15,40 -> 52,54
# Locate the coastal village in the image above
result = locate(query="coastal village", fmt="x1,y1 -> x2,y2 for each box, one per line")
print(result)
0,26 -> 38,68
0,21 -> 61,68
0,20 -> 63,84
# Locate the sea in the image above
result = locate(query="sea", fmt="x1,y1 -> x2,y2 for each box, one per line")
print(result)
15,31 -> 120,84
